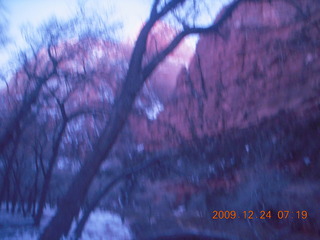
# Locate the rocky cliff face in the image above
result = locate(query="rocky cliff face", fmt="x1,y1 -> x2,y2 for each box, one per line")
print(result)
131,0 -> 320,149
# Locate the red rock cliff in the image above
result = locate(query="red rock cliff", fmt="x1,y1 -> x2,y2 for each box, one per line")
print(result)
130,0 -> 320,149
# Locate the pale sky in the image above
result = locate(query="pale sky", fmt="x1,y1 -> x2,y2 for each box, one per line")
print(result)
1,0 -> 151,65
0,0 -> 230,74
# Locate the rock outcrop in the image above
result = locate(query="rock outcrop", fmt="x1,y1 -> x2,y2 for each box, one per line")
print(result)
130,0 -> 320,150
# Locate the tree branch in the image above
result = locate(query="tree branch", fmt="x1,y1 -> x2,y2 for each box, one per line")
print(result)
150,0 -> 161,18
156,0 -> 186,19
143,0 -> 245,80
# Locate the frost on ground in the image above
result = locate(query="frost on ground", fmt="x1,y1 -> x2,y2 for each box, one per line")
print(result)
76,210 -> 131,240
0,207 -> 132,240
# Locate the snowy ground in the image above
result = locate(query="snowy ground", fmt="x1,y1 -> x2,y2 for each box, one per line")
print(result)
0,207 -> 132,240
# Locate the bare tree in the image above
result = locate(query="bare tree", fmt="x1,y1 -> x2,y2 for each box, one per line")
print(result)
0,5 -> 115,155
0,7 -> 117,218
0,0 -> 9,47
40,1 -> 247,239
34,96 -> 103,226
0,108 -> 34,206
0,44 -> 60,154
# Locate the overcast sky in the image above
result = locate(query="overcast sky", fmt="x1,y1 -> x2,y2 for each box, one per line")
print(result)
0,0 -> 229,70
1,0 -> 150,64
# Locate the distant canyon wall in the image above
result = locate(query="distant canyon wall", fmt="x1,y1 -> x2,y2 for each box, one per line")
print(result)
130,0 -> 320,150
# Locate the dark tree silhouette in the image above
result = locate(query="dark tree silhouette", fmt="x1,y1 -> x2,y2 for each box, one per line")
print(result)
34,98 -> 103,226
0,6 -> 114,155
0,8 -> 116,216
0,0 -> 9,47
0,45 -> 59,154
40,0 -> 247,239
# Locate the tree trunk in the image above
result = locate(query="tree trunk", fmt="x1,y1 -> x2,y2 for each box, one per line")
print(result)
39,1 -> 243,238
73,205 -> 93,240
34,122 -> 67,226
39,16 -> 154,240
31,148 -> 40,217
0,132 -> 21,203
11,161 -> 26,216
11,187 -> 17,214
39,80 -> 141,239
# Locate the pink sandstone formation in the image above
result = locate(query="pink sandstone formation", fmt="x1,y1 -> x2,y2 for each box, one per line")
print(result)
130,0 -> 320,150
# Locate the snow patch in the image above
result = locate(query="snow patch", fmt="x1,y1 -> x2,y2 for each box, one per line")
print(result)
79,210 -> 131,240
145,100 -> 164,120
0,208 -> 131,240
137,143 -> 144,152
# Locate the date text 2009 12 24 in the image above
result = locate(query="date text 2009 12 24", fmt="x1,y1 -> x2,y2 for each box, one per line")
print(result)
212,210 -> 308,220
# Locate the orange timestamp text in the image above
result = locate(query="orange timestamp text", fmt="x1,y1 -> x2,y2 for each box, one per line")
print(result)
212,210 -> 308,220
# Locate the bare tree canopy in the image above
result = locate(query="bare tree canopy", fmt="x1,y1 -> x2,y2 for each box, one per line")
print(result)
39,0 -> 247,239
0,6 -> 117,155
